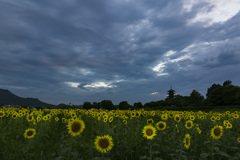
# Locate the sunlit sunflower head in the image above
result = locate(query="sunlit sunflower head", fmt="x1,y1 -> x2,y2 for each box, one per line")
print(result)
210,116 -> 216,122
169,112 -> 174,118
131,112 -> 136,117
155,121 -> 166,130
185,120 -> 193,129
233,114 -> 239,119
237,138 -> 240,143
62,117 -> 67,123
94,135 -> 114,153
0,110 -> 5,117
226,123 -> 232,129
210,125 -> 223,139
147,118 -> 154,125
67,119 -> 85,136
174,114 -> 181,122
109,116 -> 113,123
12,113 -> 18,119
142,125 -> 157,140
197,127 -> 201,134
183,134 -> 191,149
55,117 -> 59,121
161,114 -> 168,120
103,118 -> 108,123
190,115 -> 195,121
27,114 -> 34,122
24,128 -> 36,139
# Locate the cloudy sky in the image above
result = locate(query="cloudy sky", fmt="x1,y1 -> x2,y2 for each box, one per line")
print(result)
1,0 -> 240,105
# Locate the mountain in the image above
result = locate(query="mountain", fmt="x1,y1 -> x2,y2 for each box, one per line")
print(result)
0,89 -> 54,107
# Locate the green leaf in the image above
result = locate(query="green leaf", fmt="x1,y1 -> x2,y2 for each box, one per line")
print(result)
139,156 -> 148,160
218,151 -> 230,158
203,141 -> 210,145
214,147 -> 219,152
200,153 -> 210,159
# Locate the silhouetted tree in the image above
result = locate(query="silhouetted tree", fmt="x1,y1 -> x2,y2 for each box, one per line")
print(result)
100,100 -> 114,110
133,102 -> 143,109
223,80 -> 232,86
206,80 -> 240,106
119,101 -> 131,110
83,102 -> 92,109
189,90 -> 204,107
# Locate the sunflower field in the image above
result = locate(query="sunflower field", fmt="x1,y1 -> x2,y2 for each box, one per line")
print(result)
1,107 -> 240,160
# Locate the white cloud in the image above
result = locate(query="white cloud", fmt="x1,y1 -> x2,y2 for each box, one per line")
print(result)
150,62 -> 169,76
58,67 -> 94,76
64,82 -> 80,88
150,92 -> 158,95
163,50 -> 176,57
84,81 -> 116,88
186,0 -> 240,26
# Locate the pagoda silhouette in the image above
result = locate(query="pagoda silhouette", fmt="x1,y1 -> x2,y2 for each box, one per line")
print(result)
167,85 -> 175,98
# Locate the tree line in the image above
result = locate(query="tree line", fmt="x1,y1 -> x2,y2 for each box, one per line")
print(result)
82,80 -> 240,110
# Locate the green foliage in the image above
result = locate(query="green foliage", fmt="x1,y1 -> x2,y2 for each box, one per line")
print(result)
118,101 -> 131,110
206,80 -> 240,106
83,102 -> 92,109
100,100 -> 115,110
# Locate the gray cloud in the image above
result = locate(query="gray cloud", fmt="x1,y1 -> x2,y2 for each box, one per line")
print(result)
0,0 -> 240,105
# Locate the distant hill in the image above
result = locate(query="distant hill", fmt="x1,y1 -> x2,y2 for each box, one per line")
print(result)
0,89 -> 54,107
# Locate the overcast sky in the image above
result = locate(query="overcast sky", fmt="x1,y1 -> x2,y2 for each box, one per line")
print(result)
1,0 -> 240,105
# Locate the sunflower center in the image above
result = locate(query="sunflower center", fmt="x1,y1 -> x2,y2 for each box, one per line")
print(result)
214,128 -> 221,136
0,112 -> 3,116
158,123 -> 164,129
99,138 -> 110,149
27,131 -> 34,136
146,129 -> 153,136
71,122 -> 81,133
187,122 -> 191,127
176,117 -> 179,121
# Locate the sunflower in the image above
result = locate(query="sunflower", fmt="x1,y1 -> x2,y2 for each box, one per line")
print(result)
210,116 -> 216,122
210,125 -> 223,139
12,113 -> 18,119
142,125 -> 157,140
233,114 -> 239,119
131,112 -> 136,117
185,120 -> 193,129
183,134 -> 191,149
147,118 -> 154,125
161,113 -> 168,120
226,123 -> 232,129
27,114 -> 34,122
0,111 -> 5,118
94,135 -> 114,153
109,116 -> 113,123
43,115 -> 48,121
24,128 -> 36,139
67,119 -> 85,136
174,114 -> 181,122
169,112 -> 174,118
103,118 -> 108,123
155,121 -> 166,130
237,138 -> 240,143
55,117 -> 59,121
197,127 -> 201,134
190,115 -> 195,121
123,120 -> 127,125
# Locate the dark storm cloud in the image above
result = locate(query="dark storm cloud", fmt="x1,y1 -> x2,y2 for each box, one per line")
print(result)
0,0 -> 240,104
